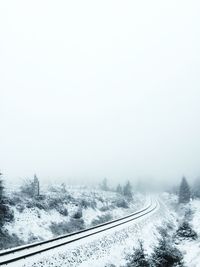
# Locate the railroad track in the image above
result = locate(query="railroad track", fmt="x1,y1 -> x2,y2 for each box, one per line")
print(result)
0,198 -> 158,266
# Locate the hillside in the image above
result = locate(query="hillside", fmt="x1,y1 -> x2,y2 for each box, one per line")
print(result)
1,185 -> 144,251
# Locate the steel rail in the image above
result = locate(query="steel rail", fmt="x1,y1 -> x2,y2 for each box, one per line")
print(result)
0,200 -> 152,256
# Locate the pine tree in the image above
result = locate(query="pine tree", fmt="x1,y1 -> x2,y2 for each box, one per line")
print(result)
100,178 -> 109,191
20,178 -> 34,197
151,228 -> 184,267
175,221 -> 198,240
126,240 -> 150,267
123,181 -> 132,199
61,183 -> 67,193
179,177 -> 191,204
116,184 -> 122,194
0,172 -> 6,226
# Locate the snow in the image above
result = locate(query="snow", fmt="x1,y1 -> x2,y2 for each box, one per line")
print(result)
1,197 -> 176,267
4,186 -> 144,248
6,206 -> 68,242
1,199 -> 156,266
161,193 -> 200,267
177,199 -> 200,267
178,240 -> 200,267
191,199 -> 200,236
5,188 -> 200,266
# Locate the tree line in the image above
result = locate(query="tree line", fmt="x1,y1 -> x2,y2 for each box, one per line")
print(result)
100,177 -> 133,199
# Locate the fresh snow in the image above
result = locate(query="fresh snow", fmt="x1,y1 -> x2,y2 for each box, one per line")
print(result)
3,188 -> 200,266
161,192 -> 200,267
4,186 -> 145,247
178,199 -> 200,267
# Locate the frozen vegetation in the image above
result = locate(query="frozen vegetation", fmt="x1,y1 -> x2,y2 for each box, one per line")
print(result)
161,193 -> 200,267
0,175 -> 144,251
102,177 -> 200,267
1,175 -> 200,267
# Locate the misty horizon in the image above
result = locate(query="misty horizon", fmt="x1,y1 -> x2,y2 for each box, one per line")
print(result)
1,1 -> 200,186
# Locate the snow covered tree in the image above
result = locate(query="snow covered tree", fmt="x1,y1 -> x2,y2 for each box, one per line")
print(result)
20,175 -> 40,198
33,174 -> 40,197
151,227 -> 184,267
61,183 -> 67,193
116,184 -> 123,194
20,178 -> 34,197
178,177 -> 191,204
123,181 -> 132,199
0,172 -> 12,226
175,221 -> 198,241
126,240 -> 150,267
192,177 -> 200,198
100,178 -> 109,191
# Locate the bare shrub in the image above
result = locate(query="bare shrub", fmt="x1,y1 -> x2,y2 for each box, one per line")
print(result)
50,218 -> 85,236
0,229 -> 24,250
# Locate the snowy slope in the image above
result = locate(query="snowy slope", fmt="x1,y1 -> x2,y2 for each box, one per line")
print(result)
4,186 -> 144,249
161,193 -> 200,267
0,198 -> 161,267
178,199 -> 200,267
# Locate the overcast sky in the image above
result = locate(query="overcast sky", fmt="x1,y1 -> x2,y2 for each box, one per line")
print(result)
0,1 -> 200,185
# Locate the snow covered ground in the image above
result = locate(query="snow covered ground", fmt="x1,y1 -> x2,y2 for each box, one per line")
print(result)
177,199 -> 200,267
4,187 -> 200,267
161,193 -> 200,267
1,197 -> 162,267
0,198 -> 156,267
84,198 -> 175,267
3,186 -> 145,248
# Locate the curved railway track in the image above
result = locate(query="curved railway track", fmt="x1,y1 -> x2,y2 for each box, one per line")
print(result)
0,198 -> 158,266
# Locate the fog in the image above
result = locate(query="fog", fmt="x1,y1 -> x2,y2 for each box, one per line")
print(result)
0,1 -> 200,186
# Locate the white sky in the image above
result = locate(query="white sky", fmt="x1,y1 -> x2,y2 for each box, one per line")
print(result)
0,1 -> 200,185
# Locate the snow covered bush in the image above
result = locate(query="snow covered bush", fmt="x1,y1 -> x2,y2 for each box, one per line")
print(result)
0,174 -> 18,250
114,198 -> 129,209
91,213 -> 113,226
0,174 -> 14,226
150,227 -> 184,267
80,199 -> 96,209
0,205 -> 14,225
72,208 -> 83,219
125,240 -> 150,267
50,218 -> 85,236
0,229 -> 23,250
